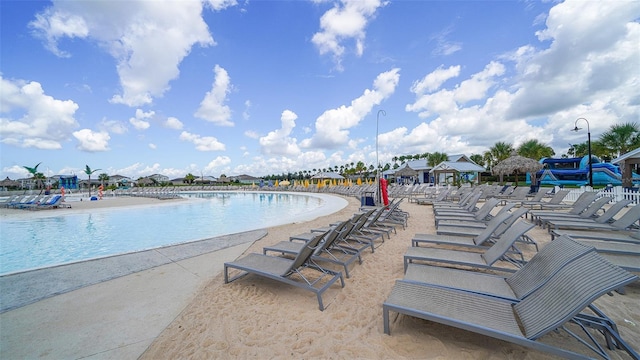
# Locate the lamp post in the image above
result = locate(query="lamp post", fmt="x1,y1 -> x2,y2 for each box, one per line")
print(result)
573,117 -> 593,188
376,109 -> 386,204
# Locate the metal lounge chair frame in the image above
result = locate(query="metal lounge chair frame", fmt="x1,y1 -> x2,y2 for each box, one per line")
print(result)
547,204 -> 640,233
224,230 -> 345,311
404,235 -> 595,301
412,211 -> 515,250
528,191 -> 598,222
404,220 -> 535,272
264,215 -> 366,278
433,198 -> 501,226
384,252 -> 639,359
536,196 -> 616,228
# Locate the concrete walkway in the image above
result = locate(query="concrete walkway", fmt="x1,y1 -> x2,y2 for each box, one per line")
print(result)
0,230 -> 265,359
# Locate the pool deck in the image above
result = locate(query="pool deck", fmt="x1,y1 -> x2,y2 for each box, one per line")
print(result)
0,229 -> 266,359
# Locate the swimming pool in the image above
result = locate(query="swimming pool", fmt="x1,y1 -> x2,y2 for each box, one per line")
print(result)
0,192 -> 347,275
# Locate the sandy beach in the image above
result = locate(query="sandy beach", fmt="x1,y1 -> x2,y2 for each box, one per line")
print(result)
129,194 -> 639,359
1,192 -> 638,359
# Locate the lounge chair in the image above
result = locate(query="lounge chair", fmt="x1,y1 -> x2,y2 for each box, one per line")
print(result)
435,202 -> 517,230
545,198 -> 632,225
535,196 -> 615,227
433,192 -> 482,215
545,203 -> 640,233
224,230 -> 345,311
264,215 -> 365,278
412,211 -> 515,250
404,220 -> 535,272
415,188 -> 450,205
404,235 -> 595,301
599,253 -> 640,273
571,238 -> 640,256
511,188 -> 551,207
384,252 -> 639,359
433,198 -> 501,226
436,207 -> 529,236
550,228 -> 640,243
494,186 -> 530,205
523,189 -> 571,210
528,191 -> 598,222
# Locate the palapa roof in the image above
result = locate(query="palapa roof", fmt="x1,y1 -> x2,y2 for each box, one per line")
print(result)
491,155 -> 543,175
394,165 -> 418,176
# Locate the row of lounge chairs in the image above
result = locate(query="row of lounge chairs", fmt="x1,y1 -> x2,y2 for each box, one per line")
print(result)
224,202 -> 408,310
383,188 -> 639,359
1,194 -> 69,210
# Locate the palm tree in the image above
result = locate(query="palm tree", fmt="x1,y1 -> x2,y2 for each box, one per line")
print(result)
469,154 -> 485,167
23,162 -> 42,190
597,122 -> 640,158
427,152 -> 448,167
98,173 -> 109,187
84,165 -> 101,197
184,173 -> 195,184
517,139 -> 555,160
484,142 -> 514,170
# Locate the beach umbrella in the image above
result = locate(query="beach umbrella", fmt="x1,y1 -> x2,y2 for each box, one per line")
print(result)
0,177 -> 20,188
274,180 -> 279,187
280,180 -> 290,186
357,178 -> 362,186
491,155 -> 544,185
394,165 -> 418,177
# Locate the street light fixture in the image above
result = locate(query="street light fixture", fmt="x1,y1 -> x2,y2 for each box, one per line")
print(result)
572,117 -> 593,188
376,109 -> 386,204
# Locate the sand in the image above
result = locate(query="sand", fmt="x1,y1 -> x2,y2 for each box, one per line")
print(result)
130,195 -> 640,360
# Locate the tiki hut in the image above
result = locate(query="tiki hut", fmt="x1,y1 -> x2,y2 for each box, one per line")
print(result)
492,155 -> 544,186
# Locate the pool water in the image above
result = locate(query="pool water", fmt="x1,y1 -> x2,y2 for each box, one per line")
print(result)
0,192 -> 340,275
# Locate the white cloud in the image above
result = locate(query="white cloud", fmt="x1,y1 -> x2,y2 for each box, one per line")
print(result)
204,156 -> 232,173
242,100 -> 251,121
430,26 -> 462,56
73,129 -> 110,152
312,0 -> 387,70
506,0 -> 640,120
148,143 -> 157,150
244,130 -> 260,139
29,8 -> 89,58
259,110 -> 301,156
302,68 -> 400,149
406,62 -> 505,118
129,109 -> 154,130
194,65 -> 234,126
179,131 -> 225,151
205,0 -> 238,11
100,119 -> 128,135
0,76 -> 79,149
410,65 -> 460,95
30,1 -> 215,106
164,116 -> 183,130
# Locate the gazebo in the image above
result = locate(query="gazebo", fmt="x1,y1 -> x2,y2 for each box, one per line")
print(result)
429,161 -> 485,185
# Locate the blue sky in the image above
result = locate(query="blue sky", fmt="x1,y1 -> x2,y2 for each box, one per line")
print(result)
1,0 -> 639,180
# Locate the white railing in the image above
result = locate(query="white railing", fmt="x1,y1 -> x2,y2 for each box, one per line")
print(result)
558,185 -> 640,205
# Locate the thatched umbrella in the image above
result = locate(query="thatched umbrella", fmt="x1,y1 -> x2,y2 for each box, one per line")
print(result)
491,155 -> 544,186
0,177 -> 20,188
394,165 -> 418,177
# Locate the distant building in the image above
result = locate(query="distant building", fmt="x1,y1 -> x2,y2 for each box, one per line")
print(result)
148,174 -> 169,183
229,174 -> 262,184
